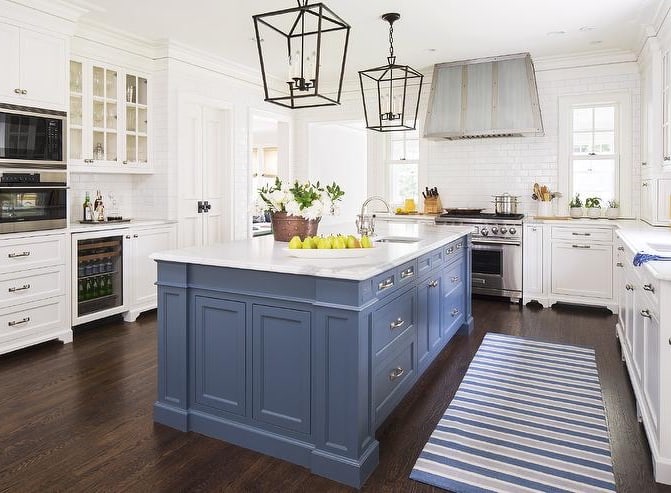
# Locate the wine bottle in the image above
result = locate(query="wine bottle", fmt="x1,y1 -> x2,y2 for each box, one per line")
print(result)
83,192 -> 93,221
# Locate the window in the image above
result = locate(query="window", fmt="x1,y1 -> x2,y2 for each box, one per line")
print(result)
387,130 -> 419,206
558,92 -> 632,216
570,104 -> 618,202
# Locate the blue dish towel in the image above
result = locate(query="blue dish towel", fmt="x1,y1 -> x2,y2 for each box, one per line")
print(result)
633,252 -> 671,266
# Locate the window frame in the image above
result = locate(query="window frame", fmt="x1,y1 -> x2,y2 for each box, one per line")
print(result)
385,130 -> 420,207
558,92 -> 632,216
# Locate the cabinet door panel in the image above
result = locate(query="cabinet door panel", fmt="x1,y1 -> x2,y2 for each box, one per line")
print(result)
252,305 -> 311,434
551,243 -> 612,298
0,23 -> 20,97
417,275 -> 441,367
194,297 -> 246,416
643,309 -> 660,433
20,28 -> 66,107
523,225 -> 543,295
132,227 -> 174,308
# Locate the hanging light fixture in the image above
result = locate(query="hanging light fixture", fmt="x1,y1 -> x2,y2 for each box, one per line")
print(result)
359,13 -> 424,132
252,1 -> 350,109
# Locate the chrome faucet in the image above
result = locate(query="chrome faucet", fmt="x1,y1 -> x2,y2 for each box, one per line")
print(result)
356,196 -> 391,236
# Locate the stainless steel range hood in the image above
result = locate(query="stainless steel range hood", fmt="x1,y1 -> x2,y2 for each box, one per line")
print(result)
424,53 -> 543,140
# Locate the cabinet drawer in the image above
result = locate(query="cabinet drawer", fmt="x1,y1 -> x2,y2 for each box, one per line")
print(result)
442,260 -> 464,298
373,337 -> 416,425
0,296 -> 67,344
397,260 -> 418,288
372,289 -> 415,359
0,266 -> 64,310
0,234 -> 66,274
442,287 -> 465,340
444,239 -> 466,265
418,248 -> 443,275
551,226 -> 613,242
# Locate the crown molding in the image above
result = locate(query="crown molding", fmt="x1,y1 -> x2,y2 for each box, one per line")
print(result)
74,18 -> 156,60
532,49 -> 637,72
3,0 -> 91,22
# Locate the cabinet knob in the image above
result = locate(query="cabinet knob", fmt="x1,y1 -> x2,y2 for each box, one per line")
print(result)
617,246 -> 625,251
643,283 -> 655,293
668,338 -> 671,346
21,89 -> 27,95
616,262 -> 623,267
640,309 -> 652,319
451,276 -> 460,283
123,160 -> 128,164
389,367 -> 405,381
125,235 -> 131,239
665,156 -> 671,161
428,280 -> 438,288
451,308 -> 460,317
625,284 -> 633,291
133,234 -> 138,238
642,182 -> 649,187
389,318 -> 405,330
14,88 -> 21,94
641,162 -> 648,166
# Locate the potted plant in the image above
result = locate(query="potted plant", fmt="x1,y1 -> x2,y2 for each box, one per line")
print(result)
568,193 -> 583,218
606,199 -> 620,220
584,196 -> 602,219
258,177 -> 344,241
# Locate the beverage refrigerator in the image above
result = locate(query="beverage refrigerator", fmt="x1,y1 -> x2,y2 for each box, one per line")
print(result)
71,229 -> 128,325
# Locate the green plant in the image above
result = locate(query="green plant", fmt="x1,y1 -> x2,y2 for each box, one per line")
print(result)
584,197 -> 602,208
569,193 -> 583,208
258,177 -> 345,220
607,199 -> 619,208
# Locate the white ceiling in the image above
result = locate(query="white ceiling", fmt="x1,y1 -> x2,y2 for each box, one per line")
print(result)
78,0 -> 662,76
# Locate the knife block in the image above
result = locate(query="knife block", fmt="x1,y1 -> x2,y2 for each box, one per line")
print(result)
423,196 -> 442,214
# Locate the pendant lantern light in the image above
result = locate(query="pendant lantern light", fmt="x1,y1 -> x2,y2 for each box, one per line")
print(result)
359,13 -> 424,132
252,1 -> 350,109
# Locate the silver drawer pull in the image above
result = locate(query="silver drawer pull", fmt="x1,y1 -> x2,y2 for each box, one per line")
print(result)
451,308 -> 460,317
616,262 -> 623,267
389,367 -> 405,381
389,318 -> 405,330
378,278 -> 394,291
8,251 -> 31,258
572,245 -> 591,249
8,284 -> 30,293
456,243 -> 462,249
428,280 -> 438,288
446,246 -> 455,254
400,267 -> 414,279
625,284 -> 633,291
451,276 -> 460,283
641,309 -> 652,319
572,232 -> 591,236
8,317 -> 30,327
617,246 -> 625,251
643,283 -> 655,293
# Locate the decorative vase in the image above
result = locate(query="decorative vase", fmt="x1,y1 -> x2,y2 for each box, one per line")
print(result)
586,207 -> 601,219
606,207 -> 619,220
569,207 -> 583,218
271,211 -> 320,242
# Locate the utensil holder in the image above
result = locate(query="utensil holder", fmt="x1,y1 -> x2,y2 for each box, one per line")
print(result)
424,196 -> 442,214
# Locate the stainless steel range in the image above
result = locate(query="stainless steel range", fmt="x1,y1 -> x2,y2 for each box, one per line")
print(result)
436,211 -> 523,302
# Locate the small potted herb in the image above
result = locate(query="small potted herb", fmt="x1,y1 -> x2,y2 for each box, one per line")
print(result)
584,196 -> 602,219
569,194 -> 583,218
606,199 -> 619,220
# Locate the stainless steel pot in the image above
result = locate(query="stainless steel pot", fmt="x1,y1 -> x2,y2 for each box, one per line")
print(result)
492,193 -> 519,215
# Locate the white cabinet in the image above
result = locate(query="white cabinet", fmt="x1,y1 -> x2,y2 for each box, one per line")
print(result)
522,224 -> 544,304
0,232 -> 70,355
68,58 -> 151,173
123,224 -> 176,322
0,22 -> 67,110
615,231 -> 671,484
523,223 -> 617,312
641,178 -> 671,226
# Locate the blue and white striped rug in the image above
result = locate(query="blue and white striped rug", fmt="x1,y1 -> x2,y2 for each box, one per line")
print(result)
410,333 -> 616,492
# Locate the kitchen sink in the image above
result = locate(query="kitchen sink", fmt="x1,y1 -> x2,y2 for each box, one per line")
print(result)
647,242 -> 671,253
374,236 -> 422,244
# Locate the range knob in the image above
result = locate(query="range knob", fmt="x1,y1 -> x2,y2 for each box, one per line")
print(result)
480,228 -> 489,236
491,226 -> 499,234
500,226 -> 508,234
509,227 -> 517,235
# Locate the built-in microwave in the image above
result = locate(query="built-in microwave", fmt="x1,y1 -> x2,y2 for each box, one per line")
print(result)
0,103 -> 66,169
0,171 -> 67,233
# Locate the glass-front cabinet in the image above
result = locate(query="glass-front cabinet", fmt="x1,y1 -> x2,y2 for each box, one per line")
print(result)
68,59 -> 150,173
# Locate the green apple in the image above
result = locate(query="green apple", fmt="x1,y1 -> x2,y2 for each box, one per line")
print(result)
288,236 -> 303,249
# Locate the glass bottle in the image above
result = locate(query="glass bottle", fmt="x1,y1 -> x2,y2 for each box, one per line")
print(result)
85,278 -> 93,300
78,279 -> 85,302
92,277 -> 100,299
83,192 -> 93,221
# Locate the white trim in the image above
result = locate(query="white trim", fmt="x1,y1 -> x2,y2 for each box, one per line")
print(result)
558,91 -> 633,217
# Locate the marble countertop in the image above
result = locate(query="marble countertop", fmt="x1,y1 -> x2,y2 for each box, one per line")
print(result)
615,222 -> 671,281
68,219 -> 176,233
151,222 -> 472,281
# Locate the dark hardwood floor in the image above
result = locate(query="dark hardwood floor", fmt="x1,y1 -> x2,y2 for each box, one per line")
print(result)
1,298 -> 669,492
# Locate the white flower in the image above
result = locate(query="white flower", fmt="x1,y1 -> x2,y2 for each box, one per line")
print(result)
285,200 -> 301,216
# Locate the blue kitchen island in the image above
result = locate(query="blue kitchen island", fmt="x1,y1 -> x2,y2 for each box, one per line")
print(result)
151,222 -> 473,488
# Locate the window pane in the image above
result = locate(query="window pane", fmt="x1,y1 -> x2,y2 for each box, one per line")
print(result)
594,106 -> 615,130
572,132 -> 592,154
572,159 -> 616,202
593,132 -> 614,154
390,140 -> 405,160
404,139 -> 419,160
390,163 -> 418,205
573,108 -> 593,131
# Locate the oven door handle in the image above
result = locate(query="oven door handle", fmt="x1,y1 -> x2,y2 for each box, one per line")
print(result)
473,240 -> 521,247
0,185 -> 68,190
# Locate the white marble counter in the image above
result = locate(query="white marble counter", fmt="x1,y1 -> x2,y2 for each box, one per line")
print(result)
615,222 -> 671,281
151,222 -> 472,281
374,213 -> 439,223
68,219 -> 176,233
